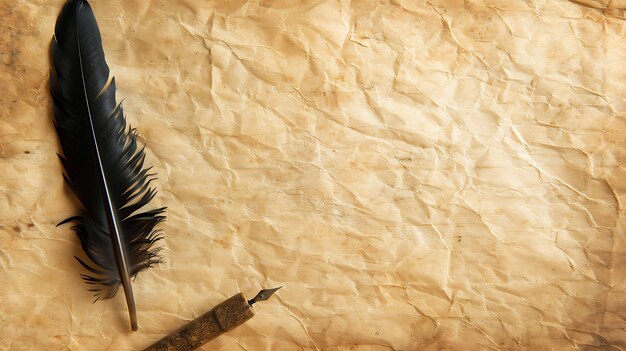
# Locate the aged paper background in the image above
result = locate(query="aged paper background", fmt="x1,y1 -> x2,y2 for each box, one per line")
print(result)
1,0 -> 625,350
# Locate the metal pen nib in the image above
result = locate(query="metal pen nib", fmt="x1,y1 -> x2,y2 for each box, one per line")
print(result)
248,286 -> 282,305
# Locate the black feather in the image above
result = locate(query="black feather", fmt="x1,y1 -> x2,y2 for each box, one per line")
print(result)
50,0 -> 165,331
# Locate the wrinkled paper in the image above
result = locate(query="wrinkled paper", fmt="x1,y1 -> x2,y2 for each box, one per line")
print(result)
1,0 -> 625,350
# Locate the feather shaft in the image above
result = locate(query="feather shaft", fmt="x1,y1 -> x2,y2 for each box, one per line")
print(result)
74,17 -> 138,331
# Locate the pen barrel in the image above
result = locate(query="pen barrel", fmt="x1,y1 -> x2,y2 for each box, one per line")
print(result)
143,293 -> 255,351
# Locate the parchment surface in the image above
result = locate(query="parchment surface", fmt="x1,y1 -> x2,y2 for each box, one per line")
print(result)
1,0 -> 625,350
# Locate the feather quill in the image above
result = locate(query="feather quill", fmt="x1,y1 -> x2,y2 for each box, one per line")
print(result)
50,0 -> 165,331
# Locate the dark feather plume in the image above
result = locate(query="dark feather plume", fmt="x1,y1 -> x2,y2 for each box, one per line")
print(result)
50,0 -> 165,331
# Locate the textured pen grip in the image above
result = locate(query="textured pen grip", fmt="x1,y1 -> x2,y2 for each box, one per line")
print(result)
143,293 -> 255,351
